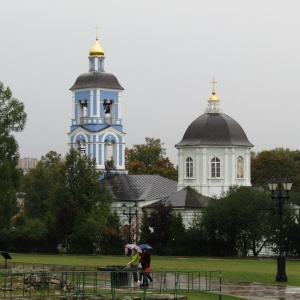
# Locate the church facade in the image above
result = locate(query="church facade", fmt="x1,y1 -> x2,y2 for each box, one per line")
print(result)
175,81 -> 253,198
68,33 -> 127,174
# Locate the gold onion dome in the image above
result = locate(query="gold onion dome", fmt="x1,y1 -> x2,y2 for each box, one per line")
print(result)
89,38 -> 105,57
209,90 -> 219,101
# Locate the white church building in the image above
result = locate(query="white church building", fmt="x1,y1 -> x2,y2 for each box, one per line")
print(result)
175,80 -> 253,198
68,33 -> 254,228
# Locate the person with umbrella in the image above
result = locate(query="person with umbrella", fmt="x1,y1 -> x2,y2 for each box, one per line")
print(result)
139,247 -> 153,287
126,246 -> 140,286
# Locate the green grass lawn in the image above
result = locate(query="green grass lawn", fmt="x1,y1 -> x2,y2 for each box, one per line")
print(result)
4,253 -> 300,300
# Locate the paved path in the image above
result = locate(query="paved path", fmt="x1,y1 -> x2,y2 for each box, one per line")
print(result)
221,280 -> 300,299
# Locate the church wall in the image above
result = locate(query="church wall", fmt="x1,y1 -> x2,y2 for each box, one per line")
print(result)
178,145 -> 251,198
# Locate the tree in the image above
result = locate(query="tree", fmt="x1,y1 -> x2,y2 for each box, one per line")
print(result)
125,137 -> 178,180
101,211 -> 124,254
0,82 -> 26,230
20,149 -> 114,253
0,82 -> 27,163
147,202 -> 173,255
251,148 -> 300,192
139,209 -> 152,244
168,212 -> 186,255
52,149 -> 113,253
184,213 -> 208,256
201,186 -> 275,257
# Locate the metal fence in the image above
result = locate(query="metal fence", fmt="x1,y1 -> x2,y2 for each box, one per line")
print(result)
0,263 -> 222,299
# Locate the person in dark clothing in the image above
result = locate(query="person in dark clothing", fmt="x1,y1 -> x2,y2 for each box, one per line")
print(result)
139,248 -> 153,286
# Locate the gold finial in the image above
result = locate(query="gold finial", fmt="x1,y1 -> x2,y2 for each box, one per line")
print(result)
95,26 -> 100,40
209,77 -> 219,101
89,26 -> 105,57
210,77 -> 218,91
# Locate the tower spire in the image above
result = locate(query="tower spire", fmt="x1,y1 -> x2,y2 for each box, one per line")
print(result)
205,77 -> 223,114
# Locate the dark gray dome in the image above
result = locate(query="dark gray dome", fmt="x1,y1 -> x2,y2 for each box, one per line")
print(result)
70,72 -> 124,91
176,113 -> 253,147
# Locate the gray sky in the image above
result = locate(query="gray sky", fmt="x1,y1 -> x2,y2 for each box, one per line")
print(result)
1,1 -> 300,165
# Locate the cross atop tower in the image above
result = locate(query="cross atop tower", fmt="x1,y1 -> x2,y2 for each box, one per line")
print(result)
210,77 -> 218,91
95,26 -> 100,40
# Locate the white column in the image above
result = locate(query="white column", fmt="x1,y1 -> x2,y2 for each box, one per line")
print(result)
231,148 -> 236,184
97,90 -> 101,118
118,92 -> 122,119
89,90 -> 94,117
245,148 -> 251,186
72,92 -> 75,120
224,148 -> 229,185
195,148 -> 200,185
114,143 -> 119,168
202,148 -> 208,185
177,148 -> 184,188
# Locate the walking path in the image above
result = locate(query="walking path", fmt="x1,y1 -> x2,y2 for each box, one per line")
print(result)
221,280 -> 300,299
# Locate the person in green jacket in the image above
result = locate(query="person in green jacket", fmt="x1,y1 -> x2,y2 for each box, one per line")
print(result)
127,248 -> 140,286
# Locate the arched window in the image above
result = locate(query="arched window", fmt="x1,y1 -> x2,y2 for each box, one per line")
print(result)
211,157 -> 220,178
76,140 -> 86,154
186,157 -> 193,177
237,156 -> 244,178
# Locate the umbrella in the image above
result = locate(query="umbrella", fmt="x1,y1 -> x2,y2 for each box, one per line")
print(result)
125,244 -> 142,253
138,244 -> 153,250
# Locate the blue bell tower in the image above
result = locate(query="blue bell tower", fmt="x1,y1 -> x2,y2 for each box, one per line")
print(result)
68,30 -> 127,174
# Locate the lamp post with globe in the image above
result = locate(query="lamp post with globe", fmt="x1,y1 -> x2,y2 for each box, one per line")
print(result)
268,176 -> 293,282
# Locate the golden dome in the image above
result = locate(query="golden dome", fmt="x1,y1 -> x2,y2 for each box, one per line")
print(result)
209,90 -> 219,101
89,38 -> 105,57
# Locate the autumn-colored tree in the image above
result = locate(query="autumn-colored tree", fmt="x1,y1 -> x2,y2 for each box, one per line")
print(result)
125,137 -> 178,180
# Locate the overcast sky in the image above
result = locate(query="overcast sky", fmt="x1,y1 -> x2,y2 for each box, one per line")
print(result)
1,1 -> 300,165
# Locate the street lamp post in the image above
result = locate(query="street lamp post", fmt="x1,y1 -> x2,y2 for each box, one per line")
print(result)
268,175 -> 293,282
122,201 -> 138,244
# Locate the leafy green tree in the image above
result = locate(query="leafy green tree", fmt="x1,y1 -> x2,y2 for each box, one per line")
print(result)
147,202 -> 173,255
0,82 -> 26,163
0,82 -> 26,231
20,149 -> 114,253
101,211 -> 124,254
21,162 -> 52,219
184,213 -> 209,256
12,218 -> 48,252
201,186 -> 275,257
41,151 -> 62,169
52,149 -> 112,253
125,137 -> 178,180
285,211 -> 300,256
139,209 -> 152,244
168,212 -> 186,255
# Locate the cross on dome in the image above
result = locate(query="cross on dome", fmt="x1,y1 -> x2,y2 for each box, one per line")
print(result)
210,77 -> 218,91
95,25 -> 100,40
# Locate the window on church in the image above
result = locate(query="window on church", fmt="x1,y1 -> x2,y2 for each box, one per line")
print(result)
103,99 -> 113,124
186,157 -> 193,177
237,156 -> 244,178
211,157 -> 220,178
